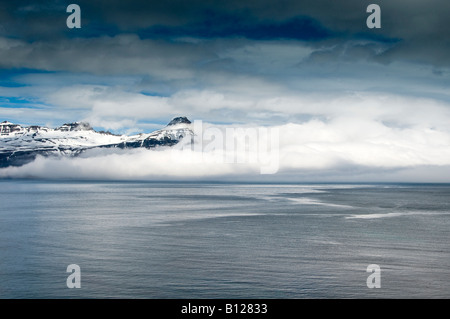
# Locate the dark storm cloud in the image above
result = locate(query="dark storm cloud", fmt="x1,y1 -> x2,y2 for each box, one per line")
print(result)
136,11 -> 332,41
1,0 -> 334,40
0,0 -> 448,101
0,0 -> 448,65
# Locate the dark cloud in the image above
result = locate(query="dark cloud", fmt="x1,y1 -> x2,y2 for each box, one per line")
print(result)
137,12 -> 332,41
0,0 -> 449,67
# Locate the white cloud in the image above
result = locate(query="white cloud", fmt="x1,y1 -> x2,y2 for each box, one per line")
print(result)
1,116 -> 450,181
25,82 -> 449,131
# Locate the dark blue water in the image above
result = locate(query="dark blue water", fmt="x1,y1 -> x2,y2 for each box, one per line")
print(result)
0,181 -> 449,298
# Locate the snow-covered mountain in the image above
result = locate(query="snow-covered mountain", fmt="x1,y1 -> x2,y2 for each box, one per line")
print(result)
0,117 -> 193,167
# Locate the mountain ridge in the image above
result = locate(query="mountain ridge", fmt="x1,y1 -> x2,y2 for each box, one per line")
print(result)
0,117 -> 194,168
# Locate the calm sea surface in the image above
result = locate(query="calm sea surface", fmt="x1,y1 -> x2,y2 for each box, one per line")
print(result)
0,180 -> 449,298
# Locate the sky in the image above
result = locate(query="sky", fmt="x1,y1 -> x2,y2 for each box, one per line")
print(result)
1,0 -> 450,181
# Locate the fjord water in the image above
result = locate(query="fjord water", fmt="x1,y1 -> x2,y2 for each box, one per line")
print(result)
0,181 -> 449,298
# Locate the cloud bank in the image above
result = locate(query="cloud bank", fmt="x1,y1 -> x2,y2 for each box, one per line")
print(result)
1,115 -> 449,182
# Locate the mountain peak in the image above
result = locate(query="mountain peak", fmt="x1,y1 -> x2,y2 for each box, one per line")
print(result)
0,121 -> 22,134
167,117 -> 191,126
56,122 -> 93,132
1,120 -> 18,126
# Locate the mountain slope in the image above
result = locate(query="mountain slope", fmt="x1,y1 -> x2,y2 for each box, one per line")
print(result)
0,117 -> 193,168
